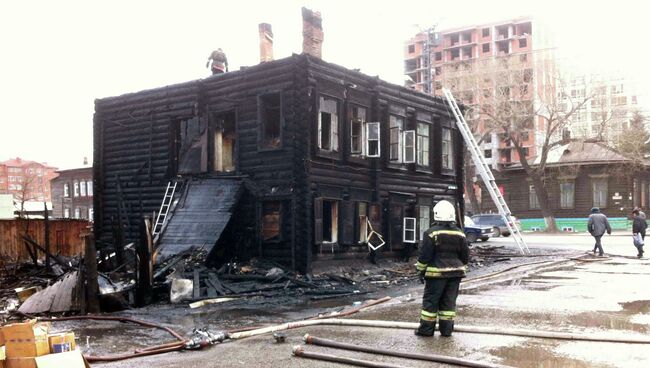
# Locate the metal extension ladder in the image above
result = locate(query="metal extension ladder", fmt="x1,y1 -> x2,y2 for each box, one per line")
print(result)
152,181 -> 178,239
442,88 -> 530,255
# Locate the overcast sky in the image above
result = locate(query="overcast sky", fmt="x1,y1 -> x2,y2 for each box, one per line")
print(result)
1,0 -> 648,169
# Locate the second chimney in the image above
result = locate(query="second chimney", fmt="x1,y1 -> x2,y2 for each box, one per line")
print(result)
302,7 -> 323,59
259,23 -> 274,63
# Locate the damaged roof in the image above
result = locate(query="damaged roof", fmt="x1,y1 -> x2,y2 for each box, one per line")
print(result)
156,178 -> 243,262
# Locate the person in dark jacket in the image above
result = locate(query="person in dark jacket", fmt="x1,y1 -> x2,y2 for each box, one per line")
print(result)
632,209 -> 646,258
588,207 -> 611,256
415,200 -> 470,337
633,207 -> 647,240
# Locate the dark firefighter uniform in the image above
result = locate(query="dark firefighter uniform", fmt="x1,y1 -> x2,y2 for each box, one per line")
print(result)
415,222 -> 470,337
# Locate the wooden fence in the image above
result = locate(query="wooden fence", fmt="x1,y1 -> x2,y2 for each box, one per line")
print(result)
0,219 -> 90,262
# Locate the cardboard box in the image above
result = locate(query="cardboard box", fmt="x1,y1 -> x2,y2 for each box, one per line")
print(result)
46,333 -> 75,354
2,322 -> 49,358
35,350 -> 86,368
5,358 -> 36,368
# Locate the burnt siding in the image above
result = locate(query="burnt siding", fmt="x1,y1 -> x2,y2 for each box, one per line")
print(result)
94,58 -> 299,247
482,165 -> 646,218
305,58 -> 464,252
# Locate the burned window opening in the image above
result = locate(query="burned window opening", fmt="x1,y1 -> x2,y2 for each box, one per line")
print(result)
322,200 -> 338,243
212,112 -> 237,173
318,96 -> 339,151
259,93 -> 282,149
262,201 -> 282,242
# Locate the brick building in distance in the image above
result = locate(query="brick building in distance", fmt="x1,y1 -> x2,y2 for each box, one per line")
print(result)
50,166 -> 93,220
0,157 -> 58,202
404,17 -> 555,169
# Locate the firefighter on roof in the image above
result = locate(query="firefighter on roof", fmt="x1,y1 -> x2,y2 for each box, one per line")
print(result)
206,48 -> 228,75
415,200 -> 470,337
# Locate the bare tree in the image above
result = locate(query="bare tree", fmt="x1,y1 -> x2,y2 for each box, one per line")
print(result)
442,52 -> 597,232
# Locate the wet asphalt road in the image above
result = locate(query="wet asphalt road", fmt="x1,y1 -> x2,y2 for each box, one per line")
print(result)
89,234 -> 649,367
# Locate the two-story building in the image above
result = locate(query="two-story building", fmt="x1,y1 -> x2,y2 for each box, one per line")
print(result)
94,12 -> 465,273
50,167 -> 93,220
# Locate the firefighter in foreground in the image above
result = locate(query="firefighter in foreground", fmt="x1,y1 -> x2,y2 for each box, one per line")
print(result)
415,200 -> 470,337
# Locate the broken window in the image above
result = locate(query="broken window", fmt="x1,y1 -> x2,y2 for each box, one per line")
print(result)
560,181 -> 575,209
416,123 -> 430,166
350,106 -> 366,155
212,112 -> 237,173
482,43 -> 490,53
262,201 -> 281,242
403,130 -> 416,163
318,96 -> 339,151
366,122 -> 380,157
259,93 -> 282,149
403,217 -> 417,243
442,128 -> 454,170
322,200 -> 339,243
419,206 -> 430,240
389,115 -> 403,162
358,202 -> 368,244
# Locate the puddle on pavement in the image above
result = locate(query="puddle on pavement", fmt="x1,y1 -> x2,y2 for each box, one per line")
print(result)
491,341 -> 612,368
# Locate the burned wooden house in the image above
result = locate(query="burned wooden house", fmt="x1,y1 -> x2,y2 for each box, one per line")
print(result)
93,52 -> 464,273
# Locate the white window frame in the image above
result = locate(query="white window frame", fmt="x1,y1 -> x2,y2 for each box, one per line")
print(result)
74,208 -> 81,219
80,180 -> 87,196
403,217 -> 417,243
64,183 -> 69,198
88,208 -> 94,222
403,130 -> 416,163
419,206 -> 431,240
73,181 -> 79,197
87,180 -> 93,196
64,208 -> 70,218
365,122 -> 381,158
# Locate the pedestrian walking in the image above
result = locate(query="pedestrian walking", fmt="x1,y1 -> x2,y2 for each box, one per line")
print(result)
632,209 -> 646,258
633,207 -> 647,240
588,207 -> 611,256
415,200 -> 470,337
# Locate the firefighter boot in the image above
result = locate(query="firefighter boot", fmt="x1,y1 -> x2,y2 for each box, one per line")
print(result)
438,319 -> 454,337
414,320 -> 435,337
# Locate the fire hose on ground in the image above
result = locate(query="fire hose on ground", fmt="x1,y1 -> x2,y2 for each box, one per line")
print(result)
18,313 -> 224,363
228,317 -> 650,344
297,334 -> 512,368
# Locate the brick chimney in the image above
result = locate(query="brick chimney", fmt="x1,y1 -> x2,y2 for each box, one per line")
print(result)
302,7 -> 323,59
259,23 -> 274,63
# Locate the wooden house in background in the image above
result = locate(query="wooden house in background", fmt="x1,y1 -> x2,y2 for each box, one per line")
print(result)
93,53 -> 464,273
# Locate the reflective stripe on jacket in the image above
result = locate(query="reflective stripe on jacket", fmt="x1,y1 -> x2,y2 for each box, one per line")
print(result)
416,223 -> 470,279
